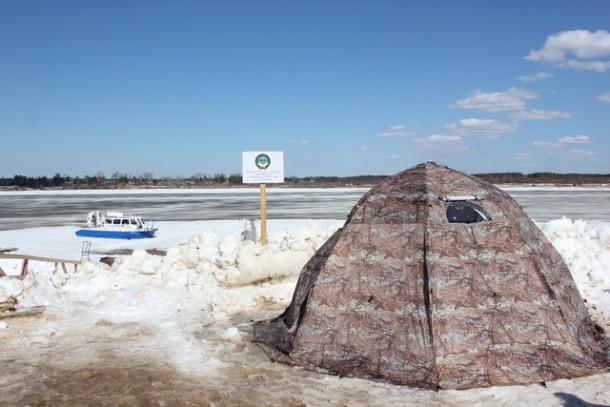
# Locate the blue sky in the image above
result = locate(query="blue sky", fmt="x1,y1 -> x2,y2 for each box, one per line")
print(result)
1,1 -> 609,178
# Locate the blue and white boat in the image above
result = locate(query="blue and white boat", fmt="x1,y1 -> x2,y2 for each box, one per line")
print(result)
75,211 -> 157,239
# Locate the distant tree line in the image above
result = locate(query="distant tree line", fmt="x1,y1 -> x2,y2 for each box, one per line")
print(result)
285,175 -> 388,185
474,172 -> 610,185
1,171 -> 608,190
0,172 -> 246,189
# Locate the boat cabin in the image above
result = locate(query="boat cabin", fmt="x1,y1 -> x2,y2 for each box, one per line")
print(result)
103,212 -> 146,230
86,211 -> 148,230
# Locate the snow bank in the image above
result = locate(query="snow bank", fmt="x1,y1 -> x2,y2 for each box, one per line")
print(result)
1,220 -> 342,322
2,219 -> 609,321
2,218 -> 609,326
538,218 -> 610,322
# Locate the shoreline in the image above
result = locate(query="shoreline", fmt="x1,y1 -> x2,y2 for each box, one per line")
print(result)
2,182 -> 610,193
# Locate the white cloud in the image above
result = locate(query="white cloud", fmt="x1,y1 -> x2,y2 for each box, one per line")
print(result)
286,139 -> 311,144
513,152 -> 534,161
533,141 -> 563,149
534,145 -> 598,163
526,30 -> 610,72
508,109 -> 571,121
427,134 -> 463,142
597,92 -> 610,103
449,87 -> 537,112
518,72 -> 554,82
388,155 -> 402,160
376,125 -> 414,138
557,135 -> 590,144
412,134 -> 463,145
562,59 -> 610,72
533,131 -> 598,162
534,134 -> 591,149
570,149 -> 594,157
445,118 -> 519,139
412,134 -> 470,155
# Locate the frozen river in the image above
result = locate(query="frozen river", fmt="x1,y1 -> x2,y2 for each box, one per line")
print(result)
0,187 -> 608,231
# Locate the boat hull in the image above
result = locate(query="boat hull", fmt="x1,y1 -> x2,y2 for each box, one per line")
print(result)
75,229 -> 156,239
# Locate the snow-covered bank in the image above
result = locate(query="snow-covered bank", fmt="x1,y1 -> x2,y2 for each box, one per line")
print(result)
538,219 -> 610,325
1,218 -> 609,406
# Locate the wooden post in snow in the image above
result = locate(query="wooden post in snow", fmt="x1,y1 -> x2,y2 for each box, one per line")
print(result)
242,151 -> 284,247
260,183 -> 267,246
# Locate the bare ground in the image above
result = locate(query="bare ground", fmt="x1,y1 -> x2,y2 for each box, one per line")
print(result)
1,307 -> 609,407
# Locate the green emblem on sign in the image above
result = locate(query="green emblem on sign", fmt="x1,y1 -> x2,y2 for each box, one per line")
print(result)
255,154 -> 271,170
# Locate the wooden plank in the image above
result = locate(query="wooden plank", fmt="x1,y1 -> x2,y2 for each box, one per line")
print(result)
20,259 -> 28,277
0,253 -> 82,264
0,306 -> 44,318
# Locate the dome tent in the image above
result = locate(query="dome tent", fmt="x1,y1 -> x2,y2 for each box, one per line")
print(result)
253,162 -> 609,389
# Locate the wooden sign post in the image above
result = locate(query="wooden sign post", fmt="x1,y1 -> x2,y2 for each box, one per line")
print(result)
260,183 -> 267,245
242,151 -> 284,246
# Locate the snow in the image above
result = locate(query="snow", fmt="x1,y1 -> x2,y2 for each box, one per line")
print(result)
1,217 -> 609,405
538,219 -> 610,323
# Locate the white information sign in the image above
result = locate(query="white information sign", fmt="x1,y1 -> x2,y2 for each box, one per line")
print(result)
242,151 -> 284,184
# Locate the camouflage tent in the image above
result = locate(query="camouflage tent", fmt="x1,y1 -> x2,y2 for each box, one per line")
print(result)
253,162 -> 609,389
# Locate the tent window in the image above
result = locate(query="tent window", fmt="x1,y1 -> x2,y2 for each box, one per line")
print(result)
446,202 -> 491,224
